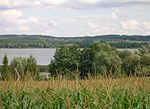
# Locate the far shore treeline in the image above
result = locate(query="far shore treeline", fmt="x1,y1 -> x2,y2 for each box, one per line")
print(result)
0,42 -> 150,80
0,34 -> 150,48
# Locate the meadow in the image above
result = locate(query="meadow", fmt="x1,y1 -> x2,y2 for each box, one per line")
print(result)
0,76 -> 150,109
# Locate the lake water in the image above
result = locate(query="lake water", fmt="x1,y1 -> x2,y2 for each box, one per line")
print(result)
0,49 -> 56,65
0,48 -> 137,65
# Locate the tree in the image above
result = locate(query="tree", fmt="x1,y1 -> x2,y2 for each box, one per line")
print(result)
2,55 -> 8,66
1,55 -> 11,80
80,48 -> 93,78
93,51 -> 122,75
10,57 -> 26,79
138,43 -> 150,55
26,56 -> 38,78
118,50 -> 141,75
140,54 -> 150,76
10,56 -> 38,80
80,42 -> 118,78
49,44 -> 81,78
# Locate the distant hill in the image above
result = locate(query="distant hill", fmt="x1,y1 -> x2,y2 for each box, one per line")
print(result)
0,34 -> 150,48
0,34 -> 150,41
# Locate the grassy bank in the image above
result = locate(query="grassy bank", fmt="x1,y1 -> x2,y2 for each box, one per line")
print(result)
0,77 -> 150,109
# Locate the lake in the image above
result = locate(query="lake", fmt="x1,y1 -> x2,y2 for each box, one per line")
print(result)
0,48 -> 137,65
0,49 -> 56,65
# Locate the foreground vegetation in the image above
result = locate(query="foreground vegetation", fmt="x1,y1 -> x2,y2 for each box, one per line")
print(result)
0,77 -> 150,109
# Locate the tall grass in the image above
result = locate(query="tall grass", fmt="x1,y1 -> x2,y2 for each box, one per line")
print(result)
0,76 -> 150,109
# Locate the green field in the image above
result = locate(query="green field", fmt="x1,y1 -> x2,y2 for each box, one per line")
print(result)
0,77 -> 150,109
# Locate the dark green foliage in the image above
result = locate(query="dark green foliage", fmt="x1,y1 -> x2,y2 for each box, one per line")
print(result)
49,42 -> 150,78
138,43 -> 150,55
93,51 -> 122,74
1,55 -> 11,80
91,42 -> 121,74
118,50 -> 141,75
2,55 -> 8,66
80,48 -> 93,77
0,35 -> 150,48
49,45 -> 81,77
80,42 -> 119,76
140,54 -> 150,76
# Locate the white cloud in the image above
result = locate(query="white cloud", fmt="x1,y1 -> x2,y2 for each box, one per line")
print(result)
0,9 -> 40,28
0,9 -> 23,18
121,20 -> 139,29
112,12 -> 118,19
0,9 -> 28,25
86,27 -> 114,36
0,0 -> 150,10
40,0 -> 65,5
78,0 -> 101,4
44,29 -> 54,35
143,22 -> 150,29
18,26 -> 31,31
3,27 -> 14,32
88,22 -> 100,28
0,1 -> 149,36
28,17 -> 39,24
40,20 -> 58,28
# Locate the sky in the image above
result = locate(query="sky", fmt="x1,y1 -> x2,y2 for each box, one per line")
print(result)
0,0 -> 150,37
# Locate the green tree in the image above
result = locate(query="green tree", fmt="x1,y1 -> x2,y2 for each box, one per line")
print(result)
80,48 -> 93,78
10,56 -> 38,80
10,57 -> 26,79
26,56 -> 38,78
80,42 -> 118,77
118,50 -> 141,75
49,44 -> 81,78
138,43 -> 150,55
140,54 -> 150,76
93,51 -> 122,75
1,55 -> 11,80
2,55 -> 8,66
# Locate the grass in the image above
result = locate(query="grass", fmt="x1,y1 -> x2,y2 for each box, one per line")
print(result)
0,77 -> 150,109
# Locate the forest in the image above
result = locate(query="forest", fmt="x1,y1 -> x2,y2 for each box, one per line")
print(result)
0,34 -> 150,48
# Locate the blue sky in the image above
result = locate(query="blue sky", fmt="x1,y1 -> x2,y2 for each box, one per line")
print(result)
0,0 -> 150,36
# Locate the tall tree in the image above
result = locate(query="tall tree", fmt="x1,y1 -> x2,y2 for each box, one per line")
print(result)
118,50 -> 141,75
49,44 -> 81,77
80,42 -> 118,77
1,55 -> 10,80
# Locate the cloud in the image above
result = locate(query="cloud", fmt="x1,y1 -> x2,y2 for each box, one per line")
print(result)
0,1 -> 149,36
78,0 -> 101,4
121,20 -> 139,29
143,22 -> 150,29
0,9 -> 23,18
28,17 -> 39,24
0,9 -> 40,27
3,27 -> 14,32
0,0 -> 150,10
112,12 -> 118,19
39,0 -> 65,5
18,26 -> 31,31
44,29 -> 54,35
88,22 -> 100,28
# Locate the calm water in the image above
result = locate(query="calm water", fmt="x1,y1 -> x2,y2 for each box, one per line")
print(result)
0,49 -> 56,65
0,48 -> 137,65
